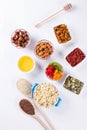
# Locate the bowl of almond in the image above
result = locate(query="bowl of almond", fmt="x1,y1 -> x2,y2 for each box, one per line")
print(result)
34,40 -> 53,60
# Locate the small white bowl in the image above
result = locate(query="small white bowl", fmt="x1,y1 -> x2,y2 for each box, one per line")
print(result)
17,55 -> 35,73
45,61 -> 63,81
34,39 -> 54,60
11,29 -> 31,48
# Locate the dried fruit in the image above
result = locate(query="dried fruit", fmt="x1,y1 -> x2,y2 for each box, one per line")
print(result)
66,48 -> 86,67
54,24 -> 71,44
45,62 -> 63,80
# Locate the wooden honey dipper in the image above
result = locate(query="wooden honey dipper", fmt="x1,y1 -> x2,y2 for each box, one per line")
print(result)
35,3 -> 72,27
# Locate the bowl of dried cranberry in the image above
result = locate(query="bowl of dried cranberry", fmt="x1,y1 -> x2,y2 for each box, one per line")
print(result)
45,62 -> 63,80
11,29 -> 31,48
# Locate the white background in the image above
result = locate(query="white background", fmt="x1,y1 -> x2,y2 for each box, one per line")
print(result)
0,0 -> 87,130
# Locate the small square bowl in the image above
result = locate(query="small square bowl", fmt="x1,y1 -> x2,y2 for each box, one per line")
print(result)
54,24 -> 72,44
63,75 -> 84,95
66,48 -> 86,67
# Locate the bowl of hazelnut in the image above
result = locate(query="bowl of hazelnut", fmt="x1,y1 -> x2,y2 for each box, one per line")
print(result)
35,40 -> 53,60
11,29 -> 31,48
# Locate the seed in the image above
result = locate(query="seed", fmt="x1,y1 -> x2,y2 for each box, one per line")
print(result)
63,76 -> 84,94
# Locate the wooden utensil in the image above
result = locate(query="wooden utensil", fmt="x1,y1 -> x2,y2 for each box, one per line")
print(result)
35,3 -> 72,27
19,99 -> 50,130
17,79 -> 56,130
31,86 -> 56,130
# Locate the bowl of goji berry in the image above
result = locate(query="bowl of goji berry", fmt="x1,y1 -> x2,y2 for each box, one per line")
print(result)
45,62 -> 63,80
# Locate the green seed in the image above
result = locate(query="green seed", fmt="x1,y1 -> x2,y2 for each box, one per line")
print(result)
63,76 -> 84,94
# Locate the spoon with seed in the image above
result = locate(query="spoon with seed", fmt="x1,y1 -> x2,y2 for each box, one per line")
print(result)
19,99 -> 49,130
17,78 -> 56,130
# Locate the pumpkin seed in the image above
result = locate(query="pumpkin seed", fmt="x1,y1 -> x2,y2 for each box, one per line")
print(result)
63,76 -> 84,94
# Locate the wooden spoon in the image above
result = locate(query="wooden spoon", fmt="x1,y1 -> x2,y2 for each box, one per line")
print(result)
35,3 -> 72,27
19,99 -> 50,130
17,79 -> 56,130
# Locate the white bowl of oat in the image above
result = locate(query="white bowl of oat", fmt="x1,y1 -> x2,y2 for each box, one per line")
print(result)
32,82 -> 61,108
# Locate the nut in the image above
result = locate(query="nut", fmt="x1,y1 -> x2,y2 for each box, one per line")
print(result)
35,40 -> 53,59
11,29 -> 30,48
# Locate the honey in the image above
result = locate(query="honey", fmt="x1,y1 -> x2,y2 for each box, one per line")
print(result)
18,56 -> 34,72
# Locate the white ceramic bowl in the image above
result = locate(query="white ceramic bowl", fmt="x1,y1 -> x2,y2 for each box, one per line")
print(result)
34,39 -> 54,60
11,29 -> 31,48
17,55 -> 35,73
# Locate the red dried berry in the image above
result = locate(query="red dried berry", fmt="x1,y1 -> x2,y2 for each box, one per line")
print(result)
48,74 -> 53,78
66,48 -> 86,67
48,65 -> 55,70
